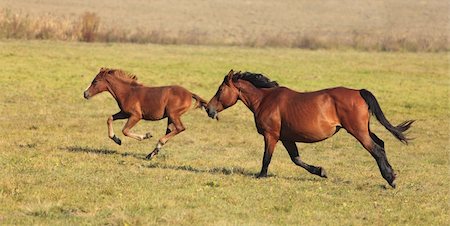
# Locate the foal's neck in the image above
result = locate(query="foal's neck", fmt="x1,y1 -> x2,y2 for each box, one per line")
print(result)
236,80 -> 266,113
105,76 -> 136,108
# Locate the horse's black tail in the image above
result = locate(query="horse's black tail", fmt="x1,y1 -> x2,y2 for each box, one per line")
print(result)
360,89 -> 414,144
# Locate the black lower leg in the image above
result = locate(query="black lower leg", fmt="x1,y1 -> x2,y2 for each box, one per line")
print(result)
370,132 -> 384,148
371,144 -> 396,188
146,141 -> 163,160
292,157 -> 327,178
282,140 -> 327,178
257,152 -> 271,178
111,135 -> 122,145
145,148 -> 159,160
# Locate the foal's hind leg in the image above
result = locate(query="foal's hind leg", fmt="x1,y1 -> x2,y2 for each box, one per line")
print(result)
348,128 -> 397,188
121,116 -> 152,141
281,140 -> 327,178
146,116 -> 185,160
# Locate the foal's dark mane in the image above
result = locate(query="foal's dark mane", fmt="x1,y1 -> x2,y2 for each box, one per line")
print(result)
232,71 -> 279,88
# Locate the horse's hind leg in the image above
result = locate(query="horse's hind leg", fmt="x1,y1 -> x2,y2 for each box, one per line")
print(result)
146,115 -> 185,160
348,127 -> 396,188
281,140 -> 327,178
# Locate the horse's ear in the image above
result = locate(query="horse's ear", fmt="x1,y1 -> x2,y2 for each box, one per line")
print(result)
226,69 -> 234,80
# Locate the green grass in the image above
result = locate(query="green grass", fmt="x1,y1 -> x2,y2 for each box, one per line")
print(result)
0,40 -> 448,225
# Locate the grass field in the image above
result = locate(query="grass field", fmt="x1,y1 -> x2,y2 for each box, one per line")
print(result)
0,40 -> 448,225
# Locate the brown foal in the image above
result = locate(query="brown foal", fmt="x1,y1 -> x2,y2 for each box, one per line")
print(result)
84,68 -> 207,159
206,70 -> 414,188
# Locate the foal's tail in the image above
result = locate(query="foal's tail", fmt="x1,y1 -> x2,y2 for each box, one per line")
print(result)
192,93 -> 208,110
360,89 -> 414,144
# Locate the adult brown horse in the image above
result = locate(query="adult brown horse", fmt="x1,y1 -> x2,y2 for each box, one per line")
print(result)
206,70 -> 414,188
84,68 -> 208,159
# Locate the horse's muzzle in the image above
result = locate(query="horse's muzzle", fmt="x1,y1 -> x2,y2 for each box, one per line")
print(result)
206,107 -> 218,120
83,90 -> 90,99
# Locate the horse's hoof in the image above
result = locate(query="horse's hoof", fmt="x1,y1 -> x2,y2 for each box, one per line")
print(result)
144,133 -> 153,139
319,167 -> 327,178
112,135 -> 122,145
256,173 -> 267,178
387,173 -> 397,188
389,179 -> 396,189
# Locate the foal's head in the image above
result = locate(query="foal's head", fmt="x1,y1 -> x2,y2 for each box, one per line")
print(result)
83,68 -> 139,99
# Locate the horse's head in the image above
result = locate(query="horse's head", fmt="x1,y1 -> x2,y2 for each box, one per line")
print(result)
83,68 -> 112,99
206,69 -> 240,119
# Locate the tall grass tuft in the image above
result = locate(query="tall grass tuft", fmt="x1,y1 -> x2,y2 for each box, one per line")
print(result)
79,12 -> 100,42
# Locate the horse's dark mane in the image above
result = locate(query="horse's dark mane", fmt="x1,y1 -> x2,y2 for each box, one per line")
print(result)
232,71 -> 279,88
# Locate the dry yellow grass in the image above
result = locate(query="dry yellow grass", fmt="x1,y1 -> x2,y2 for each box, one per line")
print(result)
0,40 -> 448,225
0,0 -> 448,51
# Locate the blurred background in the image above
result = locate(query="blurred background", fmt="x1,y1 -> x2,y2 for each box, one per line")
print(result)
0,0 -> 448,51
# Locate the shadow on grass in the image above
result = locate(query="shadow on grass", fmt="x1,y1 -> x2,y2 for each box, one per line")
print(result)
60,146 -> 321,181
61,146 -> 147,160
143,161 -> 259,177
142,162 -> 323,182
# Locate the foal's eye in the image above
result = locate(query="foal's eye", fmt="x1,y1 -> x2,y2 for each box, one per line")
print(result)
92,80 -> 97,85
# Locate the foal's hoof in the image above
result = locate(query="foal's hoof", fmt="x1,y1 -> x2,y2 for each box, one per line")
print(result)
111,135 -> 122,145
143,132 -> 153,139
146,151 -> 157,160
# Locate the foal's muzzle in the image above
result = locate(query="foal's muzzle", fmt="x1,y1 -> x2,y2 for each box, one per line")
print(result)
83,90 -> 90,99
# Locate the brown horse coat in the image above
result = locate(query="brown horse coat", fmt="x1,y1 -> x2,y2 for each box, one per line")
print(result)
207,70 -> 413,188
84,68 -> 207,159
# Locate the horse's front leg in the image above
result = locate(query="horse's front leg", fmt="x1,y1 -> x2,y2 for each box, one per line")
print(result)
107,111 -> 129,145
257,134 -> 278,178
121,115 -> 152,141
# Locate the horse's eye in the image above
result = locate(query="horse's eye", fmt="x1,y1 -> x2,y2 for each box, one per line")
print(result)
92,80 -> 97,85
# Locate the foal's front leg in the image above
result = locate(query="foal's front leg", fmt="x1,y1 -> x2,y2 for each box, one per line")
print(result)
107,111 -> 129,145
121,115 -> 153,141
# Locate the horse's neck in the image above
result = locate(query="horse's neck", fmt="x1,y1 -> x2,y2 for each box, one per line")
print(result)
105,77 -> 134,106
236,81 -> 266,113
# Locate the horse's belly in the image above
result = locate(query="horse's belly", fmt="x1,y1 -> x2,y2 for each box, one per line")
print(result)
280,123 -> 339,143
